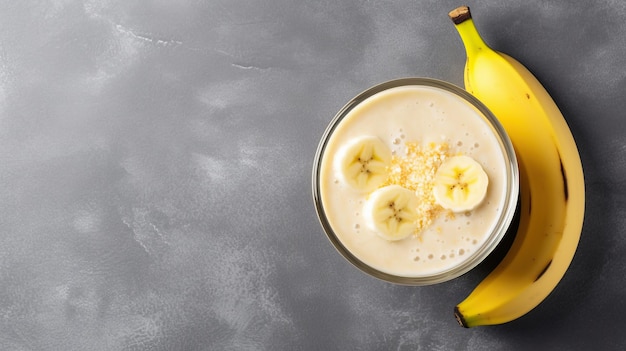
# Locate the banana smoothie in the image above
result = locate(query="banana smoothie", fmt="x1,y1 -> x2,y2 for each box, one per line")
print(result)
316,82 -> 513,280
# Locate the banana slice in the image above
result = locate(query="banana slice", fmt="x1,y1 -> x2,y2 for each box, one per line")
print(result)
433,155 -> 489,212
336,136 -> 391,192
363,185 -> 419,241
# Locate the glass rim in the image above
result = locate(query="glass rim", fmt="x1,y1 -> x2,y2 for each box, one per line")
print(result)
312,77 -> 520,285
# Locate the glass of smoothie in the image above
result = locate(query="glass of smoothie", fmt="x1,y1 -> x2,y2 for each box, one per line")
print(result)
312,78 -> 519,285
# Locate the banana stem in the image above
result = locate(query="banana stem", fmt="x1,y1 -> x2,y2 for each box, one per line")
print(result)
448,6 -> 490,56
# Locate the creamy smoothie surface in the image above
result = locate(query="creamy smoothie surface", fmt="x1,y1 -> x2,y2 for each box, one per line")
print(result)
319,85 -> 508,277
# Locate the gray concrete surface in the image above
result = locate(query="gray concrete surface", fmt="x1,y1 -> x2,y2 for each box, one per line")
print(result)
0,0 -> 624,350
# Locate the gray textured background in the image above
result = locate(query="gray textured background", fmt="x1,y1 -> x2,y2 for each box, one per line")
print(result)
0,0 -> 624,350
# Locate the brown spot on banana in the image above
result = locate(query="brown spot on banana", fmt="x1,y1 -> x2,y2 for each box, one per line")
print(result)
533,259 -> 553,282
559,154 -> 569,201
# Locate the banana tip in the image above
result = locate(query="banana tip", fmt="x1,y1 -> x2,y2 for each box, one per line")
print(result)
454,306 -> 470,328
448,6 -> 472,25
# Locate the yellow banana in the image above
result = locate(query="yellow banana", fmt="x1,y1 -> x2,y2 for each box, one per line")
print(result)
448,6 -> 585,327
